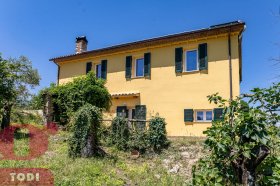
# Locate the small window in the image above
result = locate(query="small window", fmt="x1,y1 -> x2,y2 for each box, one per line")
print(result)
96,64 -> 101,78
195,110 -> 212,122
135,58 -> 144,77
206,111 -> 213,121
196,111 -> 204,121
185,50 -> 198,72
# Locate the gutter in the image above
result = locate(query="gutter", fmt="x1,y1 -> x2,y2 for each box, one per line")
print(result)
228,29 -> 233,100
52,62 -> 60,85
238,25 -> 246,82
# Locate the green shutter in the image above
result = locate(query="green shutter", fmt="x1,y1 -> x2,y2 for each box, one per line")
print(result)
184,109 -> 193,122
198,43 -> 208,70
213,108 -> 223,121
135,105 -> 146,130
144,52 -> 151,77
86,62 -> 92,74
175,47 -> 183,73
125,56 -> 132,78
101,60 -> 107,79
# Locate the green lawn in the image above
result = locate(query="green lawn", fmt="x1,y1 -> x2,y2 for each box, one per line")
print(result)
0,128 -> 206,186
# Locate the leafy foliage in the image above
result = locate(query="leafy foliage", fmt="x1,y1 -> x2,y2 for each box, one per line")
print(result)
108,115 -> 169,154
147,116 -> 170,152
0,54 -> 40,128
192,158 -> 226,186
128,129 -> 149,153
68,104 -> 101,158
10,109 -> 43,125
110,117 -> 130,150
192,82 -> 280,185
41,72 -> 111,125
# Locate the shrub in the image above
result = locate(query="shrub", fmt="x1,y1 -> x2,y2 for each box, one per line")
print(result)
147,116 -> 170,152
108,115 -> 170,154
128,129 -> 149,154
110,117 -> 130,150
68,104 -> 101,158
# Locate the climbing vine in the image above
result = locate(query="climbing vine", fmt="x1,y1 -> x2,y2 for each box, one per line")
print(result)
40,72 -> 111,125
68,104 -> 102,158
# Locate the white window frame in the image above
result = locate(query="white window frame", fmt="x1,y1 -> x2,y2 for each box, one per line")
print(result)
195,110 -> 213,122
95,63 -> 101,78
135,58 -> 144,77
185,49 -> 199,72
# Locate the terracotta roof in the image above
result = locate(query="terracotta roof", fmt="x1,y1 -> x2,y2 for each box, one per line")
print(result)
50,21 -> 245,62
111,91 -> 140,98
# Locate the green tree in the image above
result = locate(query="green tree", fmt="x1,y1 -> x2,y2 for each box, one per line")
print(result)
42,72 -> 111,125
0,54 -> 40,129
192,82 -> 280,186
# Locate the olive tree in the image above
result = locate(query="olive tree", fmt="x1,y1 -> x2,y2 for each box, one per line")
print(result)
0,54 -> 40,129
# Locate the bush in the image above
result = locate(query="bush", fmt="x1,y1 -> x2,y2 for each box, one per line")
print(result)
128,129 -> 149,154
110,117 -> 130,150
107,115 -> 170,154
68,104 -> 101,158
147,116 -> 170,152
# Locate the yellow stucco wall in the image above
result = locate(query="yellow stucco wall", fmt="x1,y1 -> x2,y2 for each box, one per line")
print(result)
57,33 -> 241,136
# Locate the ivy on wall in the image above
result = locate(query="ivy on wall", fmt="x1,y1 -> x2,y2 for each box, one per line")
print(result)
40,72 -> 111,125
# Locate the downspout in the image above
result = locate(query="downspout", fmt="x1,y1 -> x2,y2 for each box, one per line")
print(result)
53,61 -> 60,85
57,65 -> 60,85
228,29 -> 233,100
238,25 -> 246,83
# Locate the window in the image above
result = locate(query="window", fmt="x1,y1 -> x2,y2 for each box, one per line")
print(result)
185,50 -> 198,72
206,111 -> 213,121
96,64 -> 101,78
195,110 -> 212,122
116,106 -> 128,118
135,58 -> 144,77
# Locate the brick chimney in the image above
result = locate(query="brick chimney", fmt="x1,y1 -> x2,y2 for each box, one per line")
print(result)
75,36 -> 88,54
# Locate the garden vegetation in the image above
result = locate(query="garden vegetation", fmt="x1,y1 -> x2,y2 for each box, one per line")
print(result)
192,82 -> 280,186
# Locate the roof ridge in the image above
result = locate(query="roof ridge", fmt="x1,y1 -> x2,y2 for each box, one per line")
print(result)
50,20 -> 245,62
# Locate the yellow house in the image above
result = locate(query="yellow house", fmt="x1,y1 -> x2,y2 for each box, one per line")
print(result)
50,21 -> 246,136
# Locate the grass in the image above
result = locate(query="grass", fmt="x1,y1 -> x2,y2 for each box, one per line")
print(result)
0,126 -> 206,186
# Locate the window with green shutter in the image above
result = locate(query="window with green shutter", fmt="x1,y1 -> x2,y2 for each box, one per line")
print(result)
175,47 -> 183,73
144,53 -> 151,77
198,43 -> 208,70
101,60 -> 107,79
213,108 -> 224,121
86,62 -> 92,74
184,109 -> 194,122
125,56 -> 132,78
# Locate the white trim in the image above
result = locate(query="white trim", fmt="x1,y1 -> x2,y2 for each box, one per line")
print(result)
195,110 -> 213,122
184,49 -> 199,72
135,58 -> 144,77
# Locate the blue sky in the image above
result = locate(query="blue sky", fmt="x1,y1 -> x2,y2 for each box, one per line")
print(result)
0,0 -> 279,94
